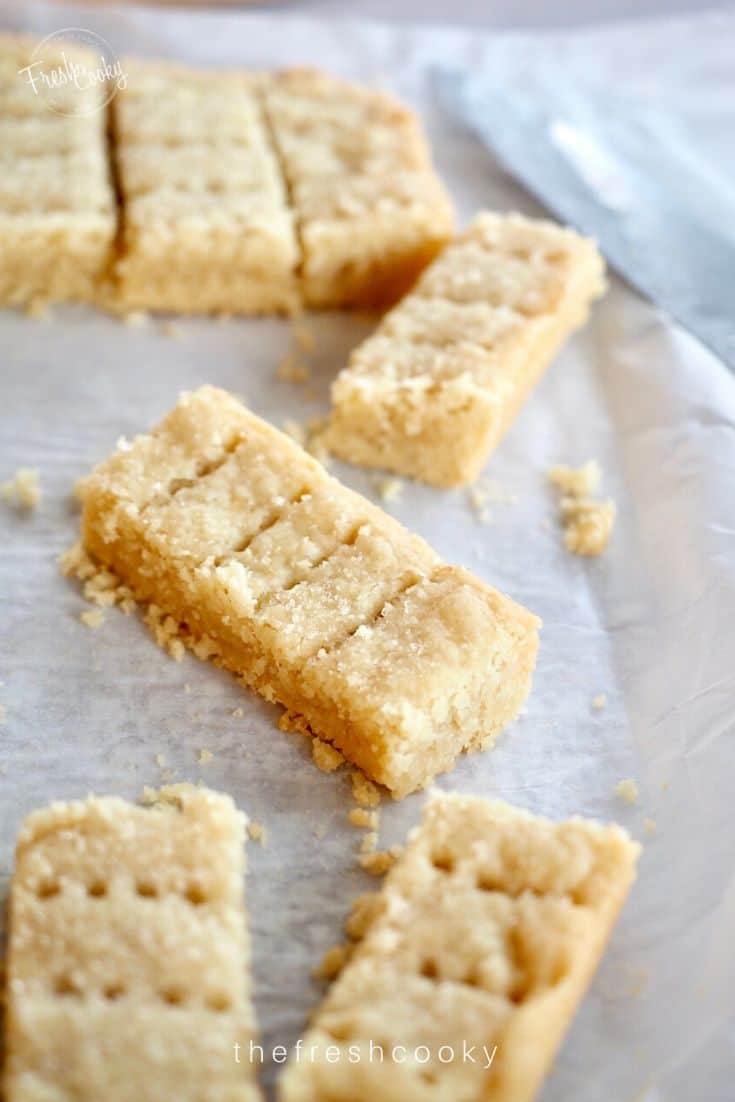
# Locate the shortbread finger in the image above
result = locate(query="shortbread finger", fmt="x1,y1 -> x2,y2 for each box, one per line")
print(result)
78,386 -> 539,797
112,61 -> 299,314
279,793 -> 640,1102
0,33 -> 116,306
261,68 -> 455,308
325,211 -> 606,487
4,785 -> 262,1102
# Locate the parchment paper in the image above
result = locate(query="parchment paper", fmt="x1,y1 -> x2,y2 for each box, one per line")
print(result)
1,6 -> 733,1100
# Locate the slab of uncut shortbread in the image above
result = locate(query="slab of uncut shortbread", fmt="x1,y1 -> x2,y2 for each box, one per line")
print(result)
112,61 -> 299,314
0,33 -> 116,306
261,68 -> 455,308
78,386 -> 539,797
279,793 -> 640,1102
325,211 -> 607,487
4,784 -> 261,1102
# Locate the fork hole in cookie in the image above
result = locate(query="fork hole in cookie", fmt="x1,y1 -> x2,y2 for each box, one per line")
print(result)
323,1021 -> 352,1042
185,882 -> 208,906
430,850 -> 454,874
37,880 -> 60,899
420,958 -> 439,980
161,986 -> 185,1007
136,880 -> 158,899
54,974 -> 80,997
87,880 -> 108,898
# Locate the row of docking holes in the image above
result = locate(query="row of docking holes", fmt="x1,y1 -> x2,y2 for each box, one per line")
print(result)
422,847 -> 576,1002
429,845 -> 589,905
35,877 -> 233,1012
36,877 -> 210,906
52,973 -> 234,1014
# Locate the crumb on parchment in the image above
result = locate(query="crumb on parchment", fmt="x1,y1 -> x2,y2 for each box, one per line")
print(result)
248,821 -> 266,844
2,467 -> 41,509
561,497 -> 616,556
591,693 -> 607,711
348,808 -> 379,830
122,310 -> 149,328
548,459 -> 615,556
359,846 -> 402,876
80,608 -> 105,629
615,778 -> 639,805
312,739 -> 345,773
198,748 -> 213,765
643,818 -> 657,837
548,460 -> 601,498
374,476 -> 403,504
360,831 -> 378,856
351,771 -> 381,808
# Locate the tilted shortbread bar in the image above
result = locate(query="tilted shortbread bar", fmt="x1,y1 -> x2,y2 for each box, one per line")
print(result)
279,793 -> 640,1102
0,33 -> 116,306
325,211 -> 607,487
112,61 -> 299,314
261,68 -> 455,308
4,784 -> 262,1102
78,386 -> 539,797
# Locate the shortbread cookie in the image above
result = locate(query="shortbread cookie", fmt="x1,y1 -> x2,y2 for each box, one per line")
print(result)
78,386 -> 539,797
325,212 -> 606,486
112,61 -> 299,314
279,793 -> 640,1102
0,33 -> 116,305
261,68 -> 455,308
4,784 -> 262,1102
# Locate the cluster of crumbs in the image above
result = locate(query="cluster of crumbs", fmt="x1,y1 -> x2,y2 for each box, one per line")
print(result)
60,542 -> 224,667
548,460 -> 616,556
2,467 -> 41,509
349,783 -> 400,875
60,543 -> 137,614
350,771 -> 381,808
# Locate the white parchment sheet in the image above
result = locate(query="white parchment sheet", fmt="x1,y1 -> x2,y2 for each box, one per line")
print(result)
1,6 -> 733,1100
